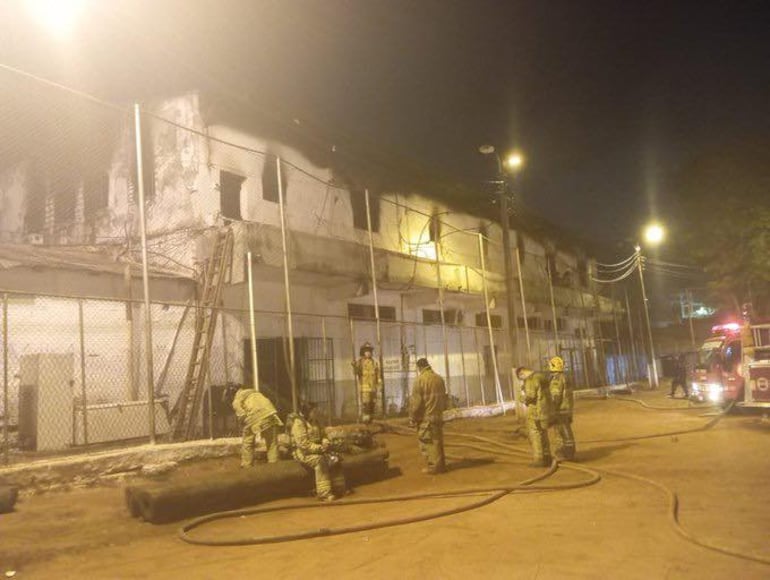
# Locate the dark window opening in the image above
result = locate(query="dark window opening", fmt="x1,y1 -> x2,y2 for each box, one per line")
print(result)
83,172 -> 109,217
25,167 -> 46,233
475,313 -> 503,329
546,253 -> 558,280
347,303 -> 396,321
220,170 -> 245,222
578,259 -> 588,287
53,181 -> 78,227
262,154 -> 288,203
544,318 -> 567,332
429,213 -> 441,242
351,189 -> 380,232
423,309 -> 462,325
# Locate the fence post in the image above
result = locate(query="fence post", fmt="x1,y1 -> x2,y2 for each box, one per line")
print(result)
458,326 -> 470,407
3,293 -> 8,465
78,300 -> 89,446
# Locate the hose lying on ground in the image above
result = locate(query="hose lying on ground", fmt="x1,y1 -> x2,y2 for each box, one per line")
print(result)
178,427 -> 600,546
442,407 -> 770,567
606,394 -> 717,412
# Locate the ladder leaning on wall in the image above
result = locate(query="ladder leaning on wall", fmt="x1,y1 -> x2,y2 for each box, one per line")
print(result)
170,227 -> 234,440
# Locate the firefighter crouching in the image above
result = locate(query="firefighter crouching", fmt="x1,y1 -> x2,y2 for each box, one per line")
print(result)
352,342 -> 381,423
289,402 -> 344,502
231,384 -> 283,467
547,356 -> 576,461
516,366 -> 553,467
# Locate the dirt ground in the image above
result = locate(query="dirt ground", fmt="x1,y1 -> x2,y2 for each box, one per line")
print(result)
2,391 -> 770,579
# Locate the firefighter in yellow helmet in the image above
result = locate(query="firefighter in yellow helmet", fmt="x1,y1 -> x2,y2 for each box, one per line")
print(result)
352,342 -> 381,423
516,366 -> 553,467
548,356 -> 575,461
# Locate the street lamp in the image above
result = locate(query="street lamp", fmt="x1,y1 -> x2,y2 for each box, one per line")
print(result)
24,0 -> 84,38
478,144 -> 524,370
637,221 -> 665,389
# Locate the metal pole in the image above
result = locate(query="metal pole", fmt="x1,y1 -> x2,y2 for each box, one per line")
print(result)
546,257 -> 560,351
478,233 -> 505,412
499,187 -> 520,381
473,326 -> 486,406
686,289 -> 697,351
611,285 -> 626,385
221,311 -> 230,385
577,283 -> 593,386
3,294 -> 8,465
321,317 -> 333,424
364,189 -> 385,418
514,246 -> 531,365
247,252 -> 260,391
349,317 -> 361,421
636,250 -> 659,388
133,103 -> 156,444
458,327 -> 470,407
624,287 -> 639,381
276,156 -> 297,412
78,300 -> 89,446
124,264 -> 136,401
433,239 -> 451,391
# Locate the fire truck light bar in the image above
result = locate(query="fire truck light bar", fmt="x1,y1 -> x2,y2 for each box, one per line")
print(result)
712,322 -> 741,334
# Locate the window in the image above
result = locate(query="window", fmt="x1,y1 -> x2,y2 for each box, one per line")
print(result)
351,189 -> 380,232
724,341 -> 742,372
83,172 -> 109,217
429,213 -> 441,242
546,252 -> 558,280
25,167 -> 46,233
220,170 -> 245,222
578,259 -> 588,287
347,303 -> 396,321
262,154 -> 288,203
544,318 -> 567,332
475,313 -> 502,329
54,181 -> 78,227
423,309 -> 462,324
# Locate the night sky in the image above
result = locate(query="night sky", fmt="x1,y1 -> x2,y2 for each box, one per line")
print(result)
1,0 -> 769,249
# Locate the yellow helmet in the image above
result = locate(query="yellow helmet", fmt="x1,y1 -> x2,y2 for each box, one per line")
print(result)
548,356 -> 565,372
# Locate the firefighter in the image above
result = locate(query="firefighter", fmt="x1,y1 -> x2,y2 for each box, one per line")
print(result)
668,354 -> 690,399
409,358 -> 447,474
231,384 -> 283,467
516,366 -> 553,467
352,342 -> 381,423
288,402 -> 338,502
547,356 -> 576,461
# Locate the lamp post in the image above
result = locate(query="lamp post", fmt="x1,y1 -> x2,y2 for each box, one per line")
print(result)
478,145 -> 524,371
637,222 -> 665,389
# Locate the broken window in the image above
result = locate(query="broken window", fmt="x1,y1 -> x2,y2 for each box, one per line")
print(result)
220,170 -> 245,222
261,154 -> 288,203
25,166 -> 47,233
347,303 -> 396,321
475,313 -> 503,329
423,309 -> 461,324
351,189 -> 380,232
429,213 -> 441,242
83,171 -> 110,217
53,179 -> 78,227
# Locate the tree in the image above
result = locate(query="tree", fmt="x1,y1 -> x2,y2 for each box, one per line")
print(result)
672,140 -> 770,317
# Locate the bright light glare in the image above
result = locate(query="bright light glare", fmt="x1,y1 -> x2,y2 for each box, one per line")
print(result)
505,153 -> 524,171
25,0 -> 84,37
643,223 -> 665,245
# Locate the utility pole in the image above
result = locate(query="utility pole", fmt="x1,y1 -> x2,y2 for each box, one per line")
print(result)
636,248 -> 659,388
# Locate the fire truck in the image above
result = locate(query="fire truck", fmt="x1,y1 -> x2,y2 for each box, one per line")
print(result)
690,321 -> 770,407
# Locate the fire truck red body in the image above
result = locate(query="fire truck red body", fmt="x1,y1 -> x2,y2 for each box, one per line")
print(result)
690,321 -> 770,407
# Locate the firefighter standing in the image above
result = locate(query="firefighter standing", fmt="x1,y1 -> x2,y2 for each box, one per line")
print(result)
231,385 -> 283,467
288,402 -> 338,502
409,358 -> 447,474
547,356 -> 576,461
516,366 -> 553,467
352,342 -> 381,423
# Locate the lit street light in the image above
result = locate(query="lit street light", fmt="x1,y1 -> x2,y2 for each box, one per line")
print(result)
478,144 -> 525,370
637,221 -> 665,389
24,0 -> 84,38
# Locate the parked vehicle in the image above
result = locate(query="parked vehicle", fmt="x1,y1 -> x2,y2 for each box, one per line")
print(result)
743,323 -> 770,408
690,323 -> 745,405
